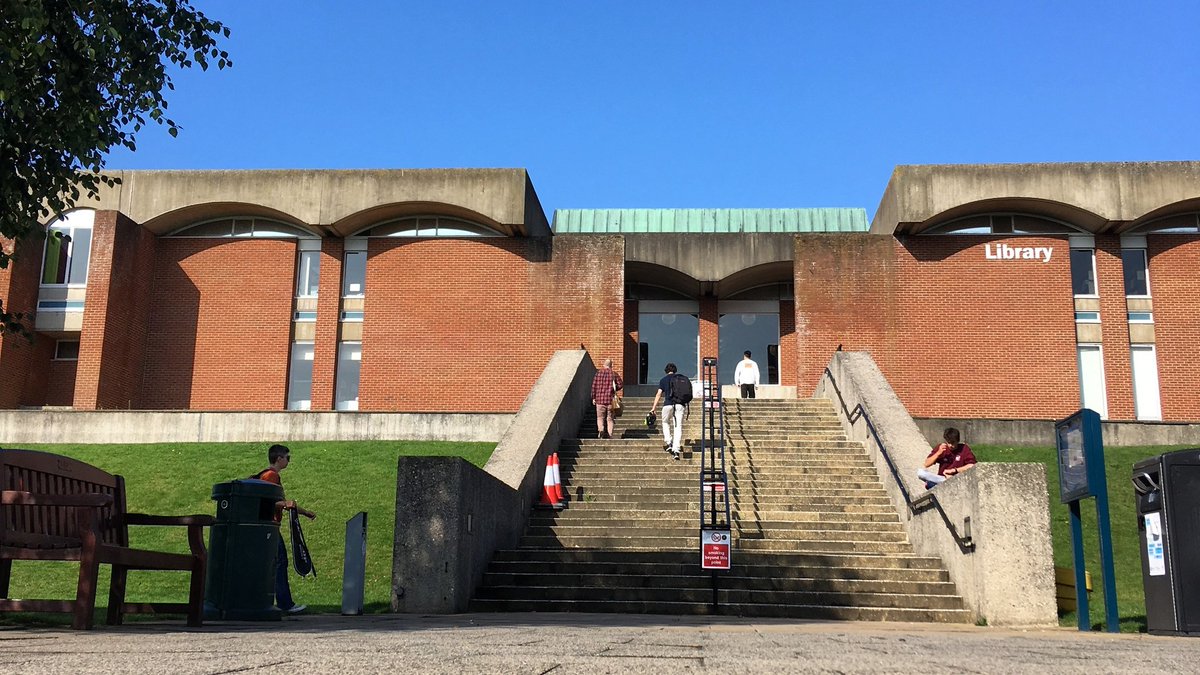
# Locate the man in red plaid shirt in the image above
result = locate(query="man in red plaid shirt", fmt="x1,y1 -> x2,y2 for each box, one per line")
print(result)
591,358 -> 623,439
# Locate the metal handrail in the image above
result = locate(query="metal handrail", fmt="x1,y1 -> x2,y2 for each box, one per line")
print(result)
822,366 -> 974,552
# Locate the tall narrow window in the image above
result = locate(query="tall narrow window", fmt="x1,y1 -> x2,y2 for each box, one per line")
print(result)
286,342 -> 315,410
296,250 -> 320,297
1122,249 -> 1149,297
41,210 -> 95,285
335,342 -> 362,410
342,250 -> 366,297
1131,345 -> 1162,421
1070,249 -> 1097,296
1076,345 -> 1108,419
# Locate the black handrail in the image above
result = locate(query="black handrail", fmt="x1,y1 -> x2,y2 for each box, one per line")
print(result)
822,366 -> 975,552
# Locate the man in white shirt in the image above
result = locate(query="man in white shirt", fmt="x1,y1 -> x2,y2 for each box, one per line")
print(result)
734,350 -> 760,399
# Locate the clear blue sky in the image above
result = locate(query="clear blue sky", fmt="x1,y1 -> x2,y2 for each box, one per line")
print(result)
105,1 -> 1200,221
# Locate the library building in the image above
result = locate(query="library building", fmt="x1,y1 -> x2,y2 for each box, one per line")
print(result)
3,162 -> 1198,425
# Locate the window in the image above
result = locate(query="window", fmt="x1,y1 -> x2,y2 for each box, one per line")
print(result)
335,342 -> 362,411
1070,249 -> 1097,296
54,340 -> 80,360
1076,345 -> 1108,419
1131,345 -> 1162,421
41,210 -> 94,285
1074,311 -> 1100,323
923,213 -> 1081,235
355,216 -> 502,238
1128,312 -> 1153,323
343,250 -> 366,297
1122,249 -> 1149,296
296,251 -> 320,297
286,342 -> 315,410
167,218 -> 315,238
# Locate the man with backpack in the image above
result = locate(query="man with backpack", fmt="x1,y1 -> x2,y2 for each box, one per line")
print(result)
648,362 -> 692,460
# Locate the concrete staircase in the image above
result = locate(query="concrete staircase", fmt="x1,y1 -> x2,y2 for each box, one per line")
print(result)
470,396 -> 971,622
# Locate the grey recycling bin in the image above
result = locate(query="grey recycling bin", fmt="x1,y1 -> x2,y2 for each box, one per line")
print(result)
1133,448 -> 1200,636
204,480 -> 285,621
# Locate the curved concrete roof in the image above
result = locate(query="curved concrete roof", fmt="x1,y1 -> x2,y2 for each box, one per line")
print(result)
872,162 -> 1200,235
70,169 -> 551,237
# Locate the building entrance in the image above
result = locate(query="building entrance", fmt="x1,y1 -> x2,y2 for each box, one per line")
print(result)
717,307 -> 779,386
637,305 -> 700,384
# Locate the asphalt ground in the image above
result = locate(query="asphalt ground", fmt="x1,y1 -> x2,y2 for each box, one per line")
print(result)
2,613 -> 1198,674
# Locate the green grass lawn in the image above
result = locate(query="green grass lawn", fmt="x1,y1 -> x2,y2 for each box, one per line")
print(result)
976,443 -> 1196,632
2,440 -> 494,624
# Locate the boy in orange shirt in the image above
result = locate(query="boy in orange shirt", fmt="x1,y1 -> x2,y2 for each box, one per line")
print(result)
256,444 -> 316,614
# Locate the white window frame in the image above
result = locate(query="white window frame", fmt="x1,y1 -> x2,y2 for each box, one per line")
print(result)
342,238 -> 368,298
335,341 -> 362,411
286,341 -> 316,411
295,247 -> 321,298
40,210 -> 95,288
1130,345 -> 1163,421
53,340 -> 81,361
1076,344 -> 1108,419
1120,247 -> 1151,298
1070,248 -> 1099,298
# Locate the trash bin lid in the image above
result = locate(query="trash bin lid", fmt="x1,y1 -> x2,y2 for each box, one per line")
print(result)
211,480 -> 284,501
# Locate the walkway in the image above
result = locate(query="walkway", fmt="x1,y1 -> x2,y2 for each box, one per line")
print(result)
1,613 -> 1195,674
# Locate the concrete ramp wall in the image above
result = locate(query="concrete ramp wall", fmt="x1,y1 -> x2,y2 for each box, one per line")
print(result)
815,351 -> 1057,627
391,350 -> 595,612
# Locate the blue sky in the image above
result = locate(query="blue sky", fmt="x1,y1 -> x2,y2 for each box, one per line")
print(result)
105,1 -> 1200,221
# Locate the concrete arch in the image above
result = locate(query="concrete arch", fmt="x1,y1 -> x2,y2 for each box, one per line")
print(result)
626,261 -> 701,300
332,202 -> 511,238
718,261 -> 794,298
903,197 -> 1105,235
141,202 -> 315,236
1123,197 -> 1200,233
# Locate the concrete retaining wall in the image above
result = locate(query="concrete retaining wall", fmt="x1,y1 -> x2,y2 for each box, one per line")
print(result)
915,416 -> 1200,448
391,350 -> 595,612
0,410 -> 513,444
815,352 -> 1057,626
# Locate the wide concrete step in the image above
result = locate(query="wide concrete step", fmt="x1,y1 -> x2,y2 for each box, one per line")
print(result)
491,548 -> 945,569
485,559 -> 949,582
518,536 -> 914,554
467,598 -> 971,623
542,505 -> 901,523
527,522 -> 907,538
533,517 -> 905,535
480,572 -> 956,596
474,584 -> 963,610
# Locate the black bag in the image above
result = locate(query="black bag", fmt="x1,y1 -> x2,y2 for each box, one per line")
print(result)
289,510 -> 316,578
669,373 -> 693,404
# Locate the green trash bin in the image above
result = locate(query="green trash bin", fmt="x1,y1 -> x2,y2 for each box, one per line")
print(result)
204,480 -> 284,621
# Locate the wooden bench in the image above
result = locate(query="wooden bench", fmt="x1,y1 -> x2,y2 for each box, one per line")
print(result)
0,448 -> 215,629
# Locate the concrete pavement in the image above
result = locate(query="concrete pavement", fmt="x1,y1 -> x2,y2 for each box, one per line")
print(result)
1,613 -> 1197,674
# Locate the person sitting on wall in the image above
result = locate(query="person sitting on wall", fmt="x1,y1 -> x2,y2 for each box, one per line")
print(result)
917,427 -> 977,489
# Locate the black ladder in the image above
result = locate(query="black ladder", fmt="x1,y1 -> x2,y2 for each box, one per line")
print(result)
698,356 -> 732,610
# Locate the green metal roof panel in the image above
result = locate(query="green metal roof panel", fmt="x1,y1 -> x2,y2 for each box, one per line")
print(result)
552,208 -> 869,234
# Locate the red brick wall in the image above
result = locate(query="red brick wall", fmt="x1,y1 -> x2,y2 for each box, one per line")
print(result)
795,234 -> 1081,419
1094,235 -> 1134,419
139,239 -> 296,409
1147,235 -> 1200,421
359,236 -> 624,412
310,240 -> 344,411
0,236 -> 47,407
46,355 -> 76,406
623,300 -> 639,384
779,300 -> 796,388
75,211 -> 156,409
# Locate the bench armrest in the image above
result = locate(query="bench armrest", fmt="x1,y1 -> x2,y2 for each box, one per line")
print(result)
124,513 -> 216,527
1,490 -> 114,507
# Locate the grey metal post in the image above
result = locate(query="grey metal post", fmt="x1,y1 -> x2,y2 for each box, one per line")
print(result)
341,511 -> 368,615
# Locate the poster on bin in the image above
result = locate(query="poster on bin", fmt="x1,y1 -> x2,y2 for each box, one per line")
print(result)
701,529 -> 730,570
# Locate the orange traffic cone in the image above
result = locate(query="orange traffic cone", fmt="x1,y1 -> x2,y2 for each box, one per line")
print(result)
550,452 -> 566,505
537,455 -> 562,510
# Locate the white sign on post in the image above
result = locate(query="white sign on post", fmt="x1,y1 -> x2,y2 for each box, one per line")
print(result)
701,529 -> 730,570
1144,512 -> 1166,577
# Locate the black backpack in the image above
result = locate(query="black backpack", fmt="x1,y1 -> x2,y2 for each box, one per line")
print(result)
669,373 -> 693,405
